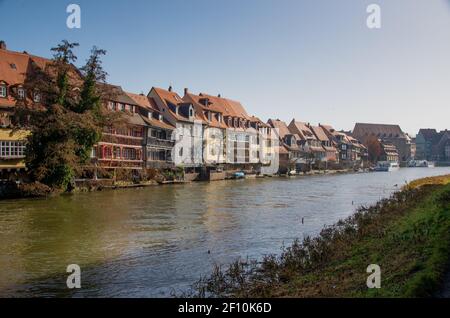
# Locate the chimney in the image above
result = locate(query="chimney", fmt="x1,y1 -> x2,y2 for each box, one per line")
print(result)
184,88 -> 188,95
168,86 -> 172,92
0,41 -> 6,50
218,93 -> 221,98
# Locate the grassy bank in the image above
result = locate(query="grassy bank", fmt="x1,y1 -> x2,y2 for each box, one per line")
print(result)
191,175 -> 450,298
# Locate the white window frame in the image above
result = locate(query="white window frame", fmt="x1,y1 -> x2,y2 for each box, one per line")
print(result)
18,87 -> 25,100
0,141 -> 26,158
33,91 -> 41,103
0,85 -> 6,98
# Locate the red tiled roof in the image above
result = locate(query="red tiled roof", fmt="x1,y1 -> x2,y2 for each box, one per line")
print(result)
267,119 -> 290,139
353,123 -> 406,139
125,91 -> 160,112
1,47 -> 83,109
310,125 -> 329,142
182,92 -> 225,128
152,87 -> 204,123
288,120 -> 317,141
199,93 -> 252,120
142,116 -> 175,130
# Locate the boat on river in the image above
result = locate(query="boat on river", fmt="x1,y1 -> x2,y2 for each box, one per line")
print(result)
374,161 -> 400,172
407,160 -> 435,168
233,171 -> 245,179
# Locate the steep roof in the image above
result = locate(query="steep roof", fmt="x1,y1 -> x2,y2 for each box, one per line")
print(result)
151,87 -> 202,123
184,92 -> 223,114
199,93 -> 252,120
437,131 -> 450,145
153,87 -> 184,107
267,119 -> 290,139
0,47 -> 81,108
353,123 -> 406,139
125,91 -> 160,112
0,48 -> 51,86
418,129 -> 438,141
141,115 -> 175,130
125,113 -> 147,126
101,84 -> 137,105
310,125 -> 329,142
288,120 -> 317,141
182,92 -> 225,128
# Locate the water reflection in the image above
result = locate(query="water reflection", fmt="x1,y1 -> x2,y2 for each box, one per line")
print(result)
0,168 -> 449,297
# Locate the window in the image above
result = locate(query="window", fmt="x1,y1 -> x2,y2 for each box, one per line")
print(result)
0,141 -> 26,158
18,88 -> 25,99
189,108 -> 193,117
33,91 -> 41,103
0,85 -> 6,98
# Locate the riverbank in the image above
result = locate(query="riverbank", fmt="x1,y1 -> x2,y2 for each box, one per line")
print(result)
190,174 -> 450,298
0,168 -> 361,200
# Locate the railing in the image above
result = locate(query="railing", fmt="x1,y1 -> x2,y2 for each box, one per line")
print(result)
147,137 -> 175,148
100,135 -> 143,146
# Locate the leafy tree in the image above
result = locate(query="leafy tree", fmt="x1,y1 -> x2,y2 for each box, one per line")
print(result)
50,40 -> 80,109
77,46 -> 107,114
16,40 -> 117,191
73,47 -> 110,164
366,135 -> 383,163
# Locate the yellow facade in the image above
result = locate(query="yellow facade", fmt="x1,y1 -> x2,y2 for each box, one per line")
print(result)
0,128 -> 30,170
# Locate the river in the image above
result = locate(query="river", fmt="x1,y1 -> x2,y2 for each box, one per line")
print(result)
1,167 -> 450,297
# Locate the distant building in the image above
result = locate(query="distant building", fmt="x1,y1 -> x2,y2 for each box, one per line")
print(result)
288,120 -> 325,163
416,128 -> 450,163
352,123 -> 412,162
310,125 -> 338,163
267,119 -> 303,173
320,125 -> 367,168
380,142 -> 399,163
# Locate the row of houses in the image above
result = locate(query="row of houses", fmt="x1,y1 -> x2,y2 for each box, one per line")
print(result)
415,129 -> 450,163
267,119 -> 368,174
92,84 -> 277,180
0,43 -> 279,181
4,42 -> 426,182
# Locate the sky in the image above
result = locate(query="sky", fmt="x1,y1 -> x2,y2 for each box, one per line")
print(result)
1,0 -> 450,135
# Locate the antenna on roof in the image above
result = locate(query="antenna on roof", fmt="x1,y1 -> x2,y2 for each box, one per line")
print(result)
168,85 -> 173,92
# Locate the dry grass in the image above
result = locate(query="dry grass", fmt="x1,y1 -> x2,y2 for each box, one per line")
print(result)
407,174 -> 450,189
188,175 -> 450,298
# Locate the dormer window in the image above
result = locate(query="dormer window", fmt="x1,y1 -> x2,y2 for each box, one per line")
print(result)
189,108 -> 193,117
33,91 -> 41,103
17,88 -> 25,100
0,85 -> 6,98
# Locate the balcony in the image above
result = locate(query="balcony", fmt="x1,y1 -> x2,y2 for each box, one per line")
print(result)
147,137 -> 175,149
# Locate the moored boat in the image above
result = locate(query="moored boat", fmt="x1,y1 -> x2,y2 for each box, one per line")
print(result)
374,161 -> 400,172
407,160 -> 435,168
233,171 -> 245,179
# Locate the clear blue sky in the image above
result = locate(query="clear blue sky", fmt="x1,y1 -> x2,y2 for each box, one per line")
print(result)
1,0 -> 450,135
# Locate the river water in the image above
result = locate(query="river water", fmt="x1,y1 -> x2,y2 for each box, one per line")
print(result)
1,167 -> 449,297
